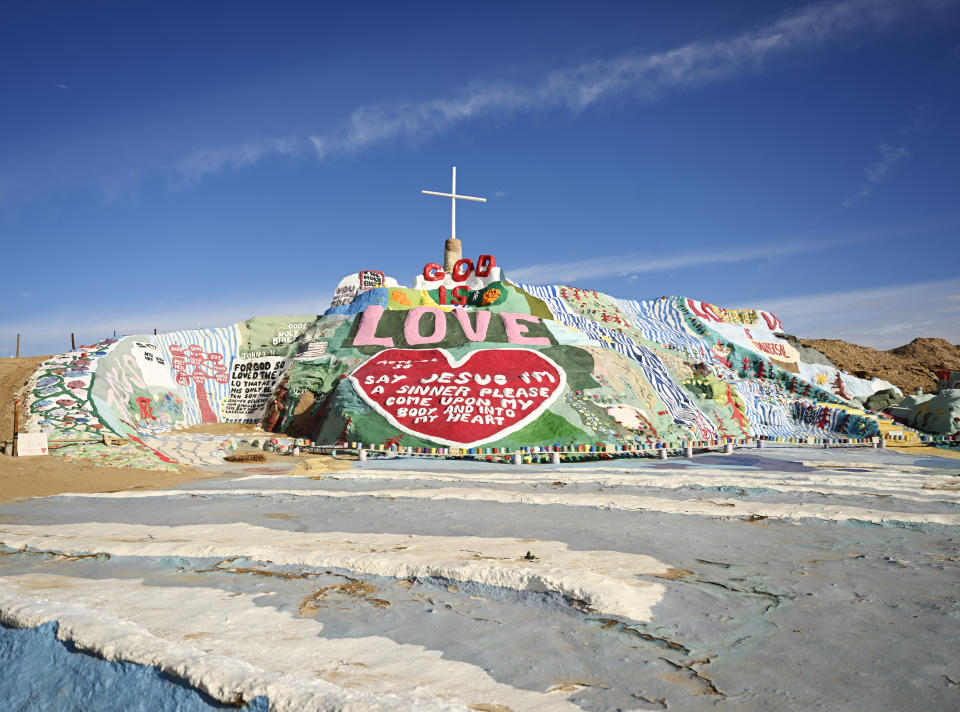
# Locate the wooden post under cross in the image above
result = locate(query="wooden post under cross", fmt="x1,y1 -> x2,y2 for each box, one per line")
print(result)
12,398 -> 20,456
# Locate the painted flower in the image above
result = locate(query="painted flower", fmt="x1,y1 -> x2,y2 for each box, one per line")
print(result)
481,288 -> 501,305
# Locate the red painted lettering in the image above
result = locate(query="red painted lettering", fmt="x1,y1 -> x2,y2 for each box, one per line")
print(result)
423,263 -> 444,281
475,254 -> 496,277
136,397 -> 156,420
451,258 -> 474,283
686,299 -> 723,322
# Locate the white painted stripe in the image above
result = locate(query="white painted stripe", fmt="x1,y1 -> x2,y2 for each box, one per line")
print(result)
0,523 -> 668,622
228,466 -> 958,502
316,466 -> 955,495
0,575 -> 574,712
46,486 -> 960,525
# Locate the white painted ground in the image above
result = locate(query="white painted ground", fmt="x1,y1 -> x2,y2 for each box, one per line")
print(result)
1,446 -> 958,711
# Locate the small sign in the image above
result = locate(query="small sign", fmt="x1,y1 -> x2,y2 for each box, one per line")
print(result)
17,432 -> 49,457
359,270 -> 386,289
330,271 -> 398,308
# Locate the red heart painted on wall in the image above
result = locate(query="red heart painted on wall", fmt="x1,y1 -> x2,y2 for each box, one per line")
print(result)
349,347 -> 566,448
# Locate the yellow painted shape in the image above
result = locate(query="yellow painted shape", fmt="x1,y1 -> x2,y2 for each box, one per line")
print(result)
418,290 -> 439,307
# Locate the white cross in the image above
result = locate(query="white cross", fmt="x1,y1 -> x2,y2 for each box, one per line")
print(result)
421,166 -> 486,240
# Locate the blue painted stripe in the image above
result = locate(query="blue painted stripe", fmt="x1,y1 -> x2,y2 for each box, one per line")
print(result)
512,282 -> 717,439
613,296 -> 715,364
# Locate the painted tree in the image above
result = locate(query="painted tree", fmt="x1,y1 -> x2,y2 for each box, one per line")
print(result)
754,359 -> 767,380
713,410 -> 733,439
831,373 -> 851,400
816,407 -> 831,429
336,415 -> 352,445
383,433 -> 405,449
836,413 -> 850,433
169,343 -> 229,424
723,384 -> 750,435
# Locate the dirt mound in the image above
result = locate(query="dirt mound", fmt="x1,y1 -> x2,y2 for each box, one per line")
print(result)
798,337 -> 960,395
888,337 -> 959,362
0,356 -> 48,440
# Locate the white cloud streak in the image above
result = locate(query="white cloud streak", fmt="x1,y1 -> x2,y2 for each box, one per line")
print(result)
843,143 -> 910,207
172,0 -> 946,184
507,235 -> 863,284
865,144 -> 910,181
172,137 -> 304,187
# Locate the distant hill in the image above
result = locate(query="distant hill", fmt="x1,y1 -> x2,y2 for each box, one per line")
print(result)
797,337 -> 960,395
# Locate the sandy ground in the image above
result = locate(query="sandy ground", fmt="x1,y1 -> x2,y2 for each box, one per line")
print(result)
889,444 -> 960,460
0,456 -> 228,504
0,449 -> 351,504
172,422 -> 265,435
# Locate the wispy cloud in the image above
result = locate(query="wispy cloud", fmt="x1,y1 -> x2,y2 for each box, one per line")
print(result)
864,144 -> 909,181
750,277 -> 960,348
172,137 -> 304,186
507,234 -> 865,284
842,143 -> 910,206
55,83 -> 69,91
173,0 -> 947,184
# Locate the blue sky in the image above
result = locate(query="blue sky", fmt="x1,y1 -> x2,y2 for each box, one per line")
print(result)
2,0 -> 958,356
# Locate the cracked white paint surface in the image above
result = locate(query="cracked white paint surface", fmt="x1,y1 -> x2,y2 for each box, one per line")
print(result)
0,522 -> 668,622
52,486 -> 960,525
0,575 -> 579,712
305,465 -> 958,500
3,448 -> 958,711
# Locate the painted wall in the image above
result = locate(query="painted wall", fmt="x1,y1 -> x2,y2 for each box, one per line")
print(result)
23,271 -> 898,468
681,298 -> 900,399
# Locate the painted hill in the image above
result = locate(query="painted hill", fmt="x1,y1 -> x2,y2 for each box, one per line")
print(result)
22,258 -> 926,468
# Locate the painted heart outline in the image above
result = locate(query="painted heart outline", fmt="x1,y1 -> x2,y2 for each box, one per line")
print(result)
349,347 -> 567,448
